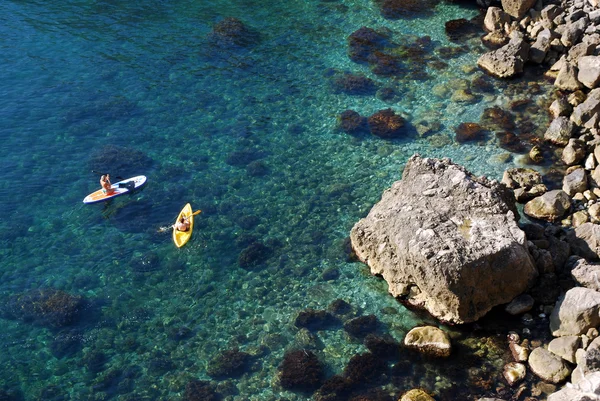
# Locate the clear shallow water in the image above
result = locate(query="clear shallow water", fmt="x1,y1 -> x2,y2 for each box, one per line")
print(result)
0,1 -> 555,400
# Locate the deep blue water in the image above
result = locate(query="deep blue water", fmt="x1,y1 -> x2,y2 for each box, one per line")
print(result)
0,1 -> 555,400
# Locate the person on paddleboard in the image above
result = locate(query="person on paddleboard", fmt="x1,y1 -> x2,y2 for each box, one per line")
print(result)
175,216 -> 190,232
100,174 -> 114,194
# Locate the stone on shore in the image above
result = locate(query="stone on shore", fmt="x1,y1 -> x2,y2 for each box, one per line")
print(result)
523,190 -> 571,222
544,116 -> 576,146
555,62 -> 583,91
567,222 -> 600,260
562,168 -> 588,196
528,347 -> 572,384
578,55 -> 600,89
501,0 -> 536,19
478,35 -> 530,78
484,7 -> 510,32
570,257 -> 600,290
571,88 -> 600,127
549,287 -> 600,336
350,155 -> 537,324
548,372 -> 600,401
548,336 -> 581,364
404,326 -> 451,358
561,138 -> 586,165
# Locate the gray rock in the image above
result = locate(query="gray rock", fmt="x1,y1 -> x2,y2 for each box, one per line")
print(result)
578,56 -> 600,89
529,347 -> 572,384
404,326 -> 451,358
548,371 -> 600,401
561,18 -> 588,47
561,138 -> 587,165
478,36 -> 530,78
350,155 -> 537,324
549,97 -> 572,119
501,0 -> 537,18
572,88 -> 600,126
548,336 -> 581,363
524,190 -> 571,222
485,7 -> 510,32
530,33 -> 552,64
570,257 -> 600,290
550,287 -> 600,336
555,62 -> 583,91
567,222 -> 600,260
568,41 -> 596,63
545,116 -> 576,146
563,167 -> 588,196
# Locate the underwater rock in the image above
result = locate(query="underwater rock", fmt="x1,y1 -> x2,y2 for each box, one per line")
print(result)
328,299 -> 353,316
350,155 -> 537,324
332,73 -> 378,95
343,314 -> 378,338
367,109 -> 406,138
295,308 -> 340,331
82,350 -> 107,373
2,288 -> 84,328
367,51 -> 403,76
168,326 -> 193,341
404,326 -> 451,358
343,352 -> 389,385
184,380 -> 220,401
88,144 -> 153,178
278,349 -> 325,392
445,18 -> 479,42
481,106 -> 516,131
503,362 -> 526,386
321,267 -> 340,281
209,17 -> 259,47
347,27 -> 388,63
454,122 -> 484,143
130,251 -> 160,273
50,330 -> 84,359
314,374 -> 353,401
364,333 -> 401,360
376,86 -> 399,102
206,348 -> 251,379
373,0 -> 439,19
495,131 -> 527,153
238,241 -> 271,269
338,110 -> 367,134
246,160 -> 269,177
226,148 -> 266,167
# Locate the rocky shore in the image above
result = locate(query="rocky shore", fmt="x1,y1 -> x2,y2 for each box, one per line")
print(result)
350,0 -> 600,399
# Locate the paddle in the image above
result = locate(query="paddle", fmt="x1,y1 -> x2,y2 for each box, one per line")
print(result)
158,210 -> 202,232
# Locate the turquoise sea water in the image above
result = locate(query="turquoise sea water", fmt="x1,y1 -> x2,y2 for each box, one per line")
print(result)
0,1 -> 556,400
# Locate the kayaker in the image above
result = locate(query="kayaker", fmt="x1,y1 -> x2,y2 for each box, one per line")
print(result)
175,216 -> 190,232
100,174 -> 114,194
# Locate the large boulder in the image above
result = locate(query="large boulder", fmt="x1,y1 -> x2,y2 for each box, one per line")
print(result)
350,155 -> 537,324
549,287 -> 600,336
572,88 -> 600,127
548,372 -> 600,401
478,35 -> 530,78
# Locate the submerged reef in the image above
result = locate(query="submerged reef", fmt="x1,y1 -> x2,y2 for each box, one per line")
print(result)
278,349 -> 325,392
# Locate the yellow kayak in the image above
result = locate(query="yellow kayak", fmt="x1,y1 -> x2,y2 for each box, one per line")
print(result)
173,203 -> 194,248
